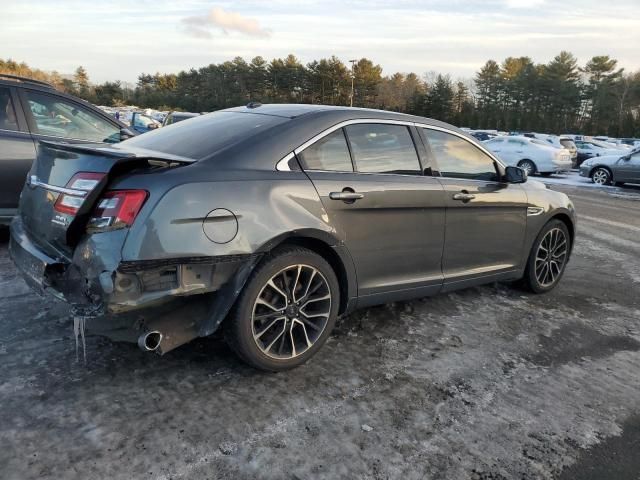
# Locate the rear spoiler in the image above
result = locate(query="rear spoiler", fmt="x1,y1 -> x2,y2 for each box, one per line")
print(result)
38,140 -> 196,164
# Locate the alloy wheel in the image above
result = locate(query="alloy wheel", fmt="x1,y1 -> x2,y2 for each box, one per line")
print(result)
251,264 -> 332,359
519,161 -> 535,176
592,168 -> 609,185
534,228 -> 568,288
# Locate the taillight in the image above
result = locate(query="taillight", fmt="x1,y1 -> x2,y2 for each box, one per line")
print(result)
53,172 -> 105,215
87,190 -> 148,232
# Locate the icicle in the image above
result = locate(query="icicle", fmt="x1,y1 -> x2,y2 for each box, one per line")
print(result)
73,316 -> 87,364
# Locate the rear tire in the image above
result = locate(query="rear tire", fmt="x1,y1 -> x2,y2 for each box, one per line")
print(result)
591,167 -> 611,185
522,219 -> 571,294
518,160 -> 537,176
224,246 -> 340,371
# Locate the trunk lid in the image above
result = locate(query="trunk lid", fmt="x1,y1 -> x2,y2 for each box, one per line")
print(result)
18,141 -> 193,258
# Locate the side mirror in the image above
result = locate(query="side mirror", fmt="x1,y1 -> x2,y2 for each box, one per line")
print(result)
622,155 -> 631,161
119,128 -> 135,141
505,165 -> 527,183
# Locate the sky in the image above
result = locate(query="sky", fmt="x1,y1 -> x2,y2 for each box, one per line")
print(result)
1,0 -> 639,84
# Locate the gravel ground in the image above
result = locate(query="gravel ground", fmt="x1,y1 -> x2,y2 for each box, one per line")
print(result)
1,183 -> 640,480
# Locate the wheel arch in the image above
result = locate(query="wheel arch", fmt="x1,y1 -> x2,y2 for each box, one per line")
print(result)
550,212 -> 575,253
256,230 -> 357,315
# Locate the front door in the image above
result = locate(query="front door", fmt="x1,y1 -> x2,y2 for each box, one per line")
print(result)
615,151 -> 640,183
419,127 -> 528,289
298,123 -> 447,304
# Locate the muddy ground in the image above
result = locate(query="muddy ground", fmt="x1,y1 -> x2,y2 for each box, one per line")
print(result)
1,183 -> 640,480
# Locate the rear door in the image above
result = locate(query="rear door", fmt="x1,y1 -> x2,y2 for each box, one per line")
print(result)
419,127 -> 528,289
299,121 -> 446,304
0,86 -> 37,217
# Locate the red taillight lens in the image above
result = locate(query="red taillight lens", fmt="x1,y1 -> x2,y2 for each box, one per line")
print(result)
53,172 -> 105,215
87,190 -> 148,232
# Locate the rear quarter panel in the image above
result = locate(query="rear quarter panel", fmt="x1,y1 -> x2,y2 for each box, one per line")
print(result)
119,170 -> 339,261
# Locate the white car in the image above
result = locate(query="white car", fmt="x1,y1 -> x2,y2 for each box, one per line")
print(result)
540,135 -> 578,166
484,136 -> 573,176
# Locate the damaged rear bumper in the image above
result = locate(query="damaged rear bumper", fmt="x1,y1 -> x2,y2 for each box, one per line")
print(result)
10,216 -> 261,353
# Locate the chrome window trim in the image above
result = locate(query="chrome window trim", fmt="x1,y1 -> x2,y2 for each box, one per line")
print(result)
276,152 -> 295,171
30,132 -> 115,144
276,118 -> 506,174
278,119 -> 417,173
27,175 -> 88,197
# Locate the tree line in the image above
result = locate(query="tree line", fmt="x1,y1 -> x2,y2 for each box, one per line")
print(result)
2,52 -> 639,136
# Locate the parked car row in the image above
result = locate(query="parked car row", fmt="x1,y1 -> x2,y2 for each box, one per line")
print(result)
463,129 -> 638,182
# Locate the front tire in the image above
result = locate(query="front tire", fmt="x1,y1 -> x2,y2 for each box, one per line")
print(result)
522,219 -> 571,294
224,246 -> 340,371
591,167 -> 611,185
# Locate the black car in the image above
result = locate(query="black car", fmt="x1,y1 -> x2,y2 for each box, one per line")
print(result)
10,104 -> 576,371
470,131 -> 495,142
0,74 -> 134,224
162,111 -> 201,127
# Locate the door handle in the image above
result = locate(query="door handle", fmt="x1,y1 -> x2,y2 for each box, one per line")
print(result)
329,191 -> 364,202
452,193 -> 476,201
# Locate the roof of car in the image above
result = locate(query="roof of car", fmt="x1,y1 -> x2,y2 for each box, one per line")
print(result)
0,74 -> 55,89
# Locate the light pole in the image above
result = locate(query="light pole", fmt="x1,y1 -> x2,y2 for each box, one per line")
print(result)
349,59 -> 357,107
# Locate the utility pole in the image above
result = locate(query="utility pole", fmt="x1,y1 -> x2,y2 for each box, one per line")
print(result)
349,59 -> 357,107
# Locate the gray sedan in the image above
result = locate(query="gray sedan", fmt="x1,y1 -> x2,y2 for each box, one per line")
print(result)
580,148 -> 640,186
9,104 -> 576,371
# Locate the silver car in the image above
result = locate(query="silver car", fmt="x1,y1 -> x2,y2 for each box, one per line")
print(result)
580,148 -> 640,186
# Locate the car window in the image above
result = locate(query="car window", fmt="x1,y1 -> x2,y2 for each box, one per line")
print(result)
298,129 -> 353,172
124,111 -> 288,160
0,87 -> 19,131
23,90 -> 120,143
422,128 -> 499,181
559,139 -> 576,149
345,124 -> 421,175
486,138 -> 503,144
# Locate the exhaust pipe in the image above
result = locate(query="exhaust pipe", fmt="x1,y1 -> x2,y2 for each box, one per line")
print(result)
138,330 -> 163,352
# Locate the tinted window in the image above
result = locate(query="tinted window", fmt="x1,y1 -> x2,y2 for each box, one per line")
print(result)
345,124 -> 421,175
23,90 -> 120,143
125,111 -> 287,160
423,129 -> 498,181
298,129 -> 353,172
0,87 -> 19,131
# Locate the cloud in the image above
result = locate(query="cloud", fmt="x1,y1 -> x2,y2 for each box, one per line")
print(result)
504,0 -> 545,7
181,7 -> 271,39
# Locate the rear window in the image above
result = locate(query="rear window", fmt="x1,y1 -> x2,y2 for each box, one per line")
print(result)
559,139 -> 576,149
124,111 -> 287,160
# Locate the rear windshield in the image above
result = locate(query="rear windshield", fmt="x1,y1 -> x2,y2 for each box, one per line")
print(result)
124,111 -> 287,160
559,139 -> 576,149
